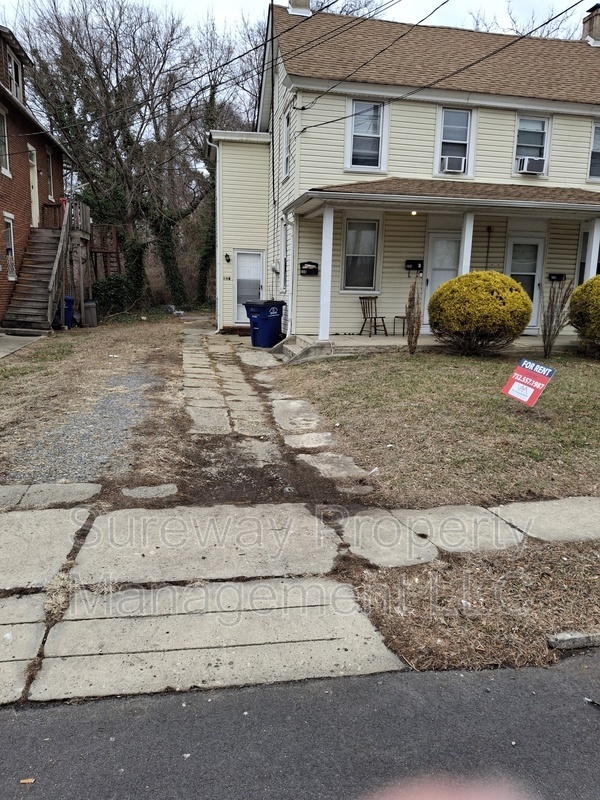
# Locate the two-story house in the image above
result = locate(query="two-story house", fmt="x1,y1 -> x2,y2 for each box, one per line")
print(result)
209,0 -> 600,349
0,26 -> 70,330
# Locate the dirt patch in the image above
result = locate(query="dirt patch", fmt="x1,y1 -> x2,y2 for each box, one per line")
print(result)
276,351 -> 600,508
334,538 -> 600,671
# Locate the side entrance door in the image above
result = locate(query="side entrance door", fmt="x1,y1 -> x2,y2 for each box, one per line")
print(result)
234,250 -> 263,324
506,237 -> 544,331
423,233 -> 461,324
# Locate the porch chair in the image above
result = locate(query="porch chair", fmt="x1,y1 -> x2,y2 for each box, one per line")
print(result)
359,296 -> 388,337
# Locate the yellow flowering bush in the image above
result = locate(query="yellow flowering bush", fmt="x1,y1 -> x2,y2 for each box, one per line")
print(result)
569,275 -> 600,356
428,271 -> 533,355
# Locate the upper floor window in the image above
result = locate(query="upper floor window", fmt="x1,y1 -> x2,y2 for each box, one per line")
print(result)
515,116 -> 548,175
4,213 -> 15,280
438,108 -> 471,174
343,218 -> 379,290
346,100 -> 387,171
283,110 -> 290,179
7,49 -> 22,101
589,124 -> 600,179
0,110 -> 9,175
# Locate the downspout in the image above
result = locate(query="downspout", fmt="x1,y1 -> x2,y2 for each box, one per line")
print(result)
286,214 -> 295,336
207,138 -> 221,333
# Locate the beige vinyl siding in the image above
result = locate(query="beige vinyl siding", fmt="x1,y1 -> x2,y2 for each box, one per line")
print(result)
548,116 -> 592,187
295,211 -> 427,335
297,92 -> 347,191
387,102 -> 437,178
474,108 -> 519,183
218,139 -> 269,326
545,219 -> 581,283
470,217 -> 507,272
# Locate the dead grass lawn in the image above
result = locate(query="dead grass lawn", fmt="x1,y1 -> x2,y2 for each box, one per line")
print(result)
278,352 -> 600,508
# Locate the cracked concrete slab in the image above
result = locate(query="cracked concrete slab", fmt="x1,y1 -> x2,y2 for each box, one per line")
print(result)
29,579 -> 402,701
0,508 -> 89,590
390,506 -> 524,552
239,350 -> 279,368
297,453 -> 368,481
0,662 -> 29,704
341,510 -> 439,567
234,440 -> 282,468
0,594 -> 45,625
18,483 -> 101,510
0,595 -> 46,704
0,484 -> 27,510
186,406 -> 231,435
272,399 -> 322,433
71,504 -> 340,584
490,497 -> 600,542
284,432 -> 336,450
122,484 -> 178,500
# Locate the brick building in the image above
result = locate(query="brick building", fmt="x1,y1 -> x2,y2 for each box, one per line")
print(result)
0,25 -> 67,327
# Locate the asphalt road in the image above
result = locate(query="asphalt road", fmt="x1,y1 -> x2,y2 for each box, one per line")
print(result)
1,650 -> 599,800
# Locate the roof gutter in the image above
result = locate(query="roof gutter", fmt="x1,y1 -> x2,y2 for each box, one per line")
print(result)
284,190 -> 600,215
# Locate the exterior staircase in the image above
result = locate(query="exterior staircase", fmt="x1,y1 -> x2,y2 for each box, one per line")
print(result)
271,335 -> 333,364
2,228 -> 61,331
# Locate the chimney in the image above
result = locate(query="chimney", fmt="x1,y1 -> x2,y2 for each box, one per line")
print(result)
288,0 -> 312,16
583,4 -> 600,42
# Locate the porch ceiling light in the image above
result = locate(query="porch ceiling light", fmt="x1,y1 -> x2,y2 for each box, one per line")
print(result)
411,211 -> 417,215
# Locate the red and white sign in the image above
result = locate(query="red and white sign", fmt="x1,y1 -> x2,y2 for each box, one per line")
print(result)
501,358 -> 555,407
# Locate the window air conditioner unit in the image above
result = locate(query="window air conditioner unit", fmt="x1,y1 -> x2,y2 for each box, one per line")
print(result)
517,157 -> 545,174
440,156 -> 466,173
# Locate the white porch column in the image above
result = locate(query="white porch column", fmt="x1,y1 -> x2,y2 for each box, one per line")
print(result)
318,205 -> 334,341
458,211 -> 475,275
584,217 -> 600,282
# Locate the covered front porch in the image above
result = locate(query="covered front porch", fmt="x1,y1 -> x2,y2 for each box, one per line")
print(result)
285,178 -> 600,342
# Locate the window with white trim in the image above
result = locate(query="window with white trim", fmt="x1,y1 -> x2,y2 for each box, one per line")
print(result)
7,49 -> 22,101
577,228 -> 600,285
348,100 -> 384,169
343,219 -> 378,290
283,110 -> 290,179
439,108 -> 470,173
0,111 -> 8,175
589,124 -> 600,179
515,116 -> 548,172
46,150 -> 54,200
4,213 -> 15,281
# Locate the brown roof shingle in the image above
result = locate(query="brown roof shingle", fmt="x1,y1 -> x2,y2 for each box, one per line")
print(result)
273,5 -> 600,106
311,177 -> 600,207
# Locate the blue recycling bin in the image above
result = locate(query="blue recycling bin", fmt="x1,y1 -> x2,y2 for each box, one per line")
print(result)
244,301 -> 286,348
64,296 -> 75,329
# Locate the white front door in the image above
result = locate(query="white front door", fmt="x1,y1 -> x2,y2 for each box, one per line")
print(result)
28,146 -> 39,228
506,237 -> 544,330
423,233 -> 461,324
234,250 -> 263,324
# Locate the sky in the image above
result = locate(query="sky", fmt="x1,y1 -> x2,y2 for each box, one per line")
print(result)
162,0 -> 586,32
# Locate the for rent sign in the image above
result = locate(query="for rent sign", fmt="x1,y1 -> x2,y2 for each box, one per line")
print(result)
501,358 -> 555,407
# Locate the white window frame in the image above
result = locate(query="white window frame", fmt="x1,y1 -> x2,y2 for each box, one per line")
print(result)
46,149 -> 54,201
6,48 -> 22,102
576,225 -> 600,285
340,212 -> 384,293
0,108 -> 9,177
513,115 -> 550,176
433,106 -> 477,178
344,98 -> 388,173
3,211 -> 15,279
282,108 -> 291,180
588,121 -> 600,182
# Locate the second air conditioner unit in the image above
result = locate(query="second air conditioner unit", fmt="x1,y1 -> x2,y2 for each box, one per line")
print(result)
517,157 -> 545,174
440,156 -> 466,173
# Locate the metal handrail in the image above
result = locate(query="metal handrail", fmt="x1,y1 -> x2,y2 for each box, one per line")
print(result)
47,199 -> 71,325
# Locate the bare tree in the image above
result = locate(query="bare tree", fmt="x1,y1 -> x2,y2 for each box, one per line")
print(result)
313,0 -> 382,13
468,1 -> 580,39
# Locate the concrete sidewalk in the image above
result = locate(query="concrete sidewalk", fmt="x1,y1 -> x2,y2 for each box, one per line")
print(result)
0,330 -> 598,705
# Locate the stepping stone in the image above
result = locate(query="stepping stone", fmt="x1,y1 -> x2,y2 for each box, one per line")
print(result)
71,504 -> 341,584
18,483 -> 101,510
0,485 -> 27,511
122,484 -> 178,500
490,497 -> 600,542
186,406 -> 231,435
272,399 -> 321,433
341,509 -> 438,567
391,506 -> 523,553
297,453 -> 368,481
29,579 -> 403,701
239,351 -> 279,368
0,509 -> 88,590
284,432 -> 336,450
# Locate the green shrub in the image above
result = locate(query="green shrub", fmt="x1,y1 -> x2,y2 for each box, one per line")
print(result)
92,274 -> 135,318
428,271 -> 533,355
569,275 -> 600,357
